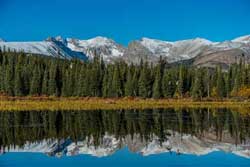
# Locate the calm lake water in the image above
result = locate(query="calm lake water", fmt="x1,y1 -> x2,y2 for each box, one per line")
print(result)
0,108 -> 250,167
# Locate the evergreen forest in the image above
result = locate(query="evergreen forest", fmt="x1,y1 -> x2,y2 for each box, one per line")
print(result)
1,50 -> 250,99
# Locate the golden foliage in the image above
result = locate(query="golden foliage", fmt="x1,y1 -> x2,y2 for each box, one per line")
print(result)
234,86 -> 250,98
211,87 -> 218,98
0,97 -> 250,112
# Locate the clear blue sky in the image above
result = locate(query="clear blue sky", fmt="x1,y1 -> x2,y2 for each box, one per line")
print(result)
0,0 -> 250,45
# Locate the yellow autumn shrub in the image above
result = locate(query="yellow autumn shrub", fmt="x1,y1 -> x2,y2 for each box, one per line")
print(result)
237,86 -> 250,98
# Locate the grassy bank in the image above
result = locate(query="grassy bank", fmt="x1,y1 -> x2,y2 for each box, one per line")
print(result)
1,96 -> 250,111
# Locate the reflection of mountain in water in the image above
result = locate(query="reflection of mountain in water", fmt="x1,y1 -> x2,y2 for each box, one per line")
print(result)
0,108 -> 250,158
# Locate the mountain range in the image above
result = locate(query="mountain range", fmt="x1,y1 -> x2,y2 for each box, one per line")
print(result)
1,35 -> 250,67
3,131 -> 250,158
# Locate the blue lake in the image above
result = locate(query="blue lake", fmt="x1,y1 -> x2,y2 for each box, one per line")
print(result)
1,149 -> 250,167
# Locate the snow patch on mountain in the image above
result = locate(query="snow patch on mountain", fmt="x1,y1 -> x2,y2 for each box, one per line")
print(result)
140,37 -> 173,53
232,35 -> 250,44
0,41 -> 54,55
0,38 -> 87,60
138,37 -> 213,62
66,36 -> 125,61
75,36 -> 114,47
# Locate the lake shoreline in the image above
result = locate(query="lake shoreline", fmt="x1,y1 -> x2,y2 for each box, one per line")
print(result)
1,96 -> 250,111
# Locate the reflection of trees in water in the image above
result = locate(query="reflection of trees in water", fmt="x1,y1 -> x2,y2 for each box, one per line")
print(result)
0,108 -> 250,149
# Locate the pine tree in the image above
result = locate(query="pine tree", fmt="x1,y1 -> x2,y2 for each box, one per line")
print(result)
5,56 -> 15,96
162,69 -> 175,98
231,65 -> 241,96
42,68 -> 49,95
111,65 -> 122,97
138,63 -> 152,98
102,69 -> 109,97
0,50 -> 2,92
0,65 -> 2,92
0,55 -> 6,93
216,67 -> 225,98
191,70 -> 203,99
78,66 -> 86,97
175,66 -> 185,98
152,65 -> 162,98
48,62 -> 57,96
203,68 -> 211,98
131,69 -> 139,96
67,64 -> 75,96
14,65 -> 24,96
30,66 -> 41,95
225,67 -> 233,97
55,62 -> 62,96
72,62 -> 81,96
125,68 -> 134,96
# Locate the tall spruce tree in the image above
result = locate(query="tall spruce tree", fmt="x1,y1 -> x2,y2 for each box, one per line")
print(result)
30,66 -> 42,95
152,65 -> 162,98
0,66 -> 2,92
162,69 -> 174,98
216,67 -> 226,98
111,65 -> 122,97
5,56 -> 15,96
225,67 -> 233,97
203,68 -> 211,98
78,65 -> 87,97
48,62 -> 57,96
131,68 -> 139,96
125,68 -> 134,96
14,65 -> 24,96
191,70 -> 203,99
42,68 -> 49,95
102,69 -> 109,97
175,66 -> 185,98
138,62 -> 152,98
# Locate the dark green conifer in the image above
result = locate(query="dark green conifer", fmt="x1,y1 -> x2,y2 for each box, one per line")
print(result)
138,63 -> 152,98
175,66 -> 185,98
162,69 -> 174,98
152,65 -> 162,98
191,70 -> 203,99
42,68 -> 49,95
111,65 -> 122,97
30,66 -> 42,95
14,65 -> 24,96
125,68 -> 134,96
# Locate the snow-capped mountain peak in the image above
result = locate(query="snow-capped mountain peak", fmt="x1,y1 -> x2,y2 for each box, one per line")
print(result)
66,36 -> 125,61
133,37 -> 213,63
140,37 -> 173,53
67,36 -> 116,48
141,37 -> 174,44
191,37 -> 213,45
232,35 -> 250,44
1,35 -> 250,66
0,37 -> 87,60
46,36 -> 67,44
83,36 -> 114,47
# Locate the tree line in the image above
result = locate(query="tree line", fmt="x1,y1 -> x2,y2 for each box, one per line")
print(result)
1,50 -> 250,99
